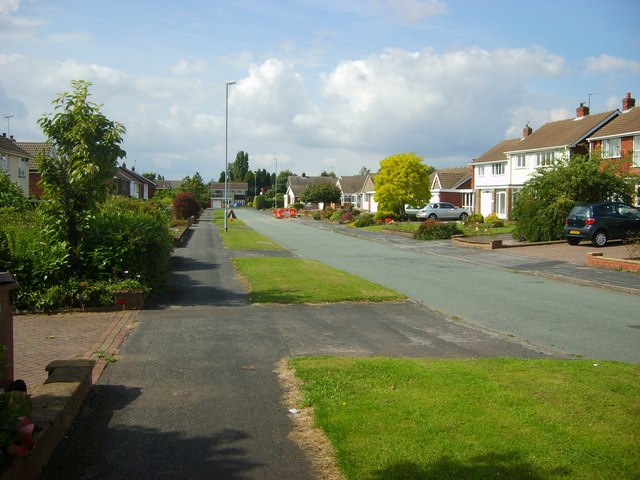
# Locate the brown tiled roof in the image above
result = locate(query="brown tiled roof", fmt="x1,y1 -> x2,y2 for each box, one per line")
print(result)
0,136 -> 31,157
15,141 -> 54,170
286,176 -> 335,195
157,180 -> 183,190
588,106 -> 640,139
337,175 -> 367,194
210,182 -> 248,190
506,110 -> 618,152
473,138 -> 522,164
430,167 -> 472,189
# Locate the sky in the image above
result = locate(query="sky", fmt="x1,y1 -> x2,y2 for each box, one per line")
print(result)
1,0 -> 639,181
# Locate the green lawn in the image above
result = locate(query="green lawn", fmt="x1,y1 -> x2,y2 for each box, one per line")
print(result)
289,357 -> 640,480
233,257 -> 405,303
213,208 -> 284,250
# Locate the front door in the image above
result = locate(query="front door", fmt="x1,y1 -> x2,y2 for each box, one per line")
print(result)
481,190 -> 492,217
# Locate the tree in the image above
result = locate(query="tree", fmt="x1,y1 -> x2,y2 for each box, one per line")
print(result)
357,166 -> 371,176
142,172 -> 164,181
374,153 -> 432,216
512,153 -> 635,242
37,80 -> 126,271
173,191 -> 200,220
320,171 -> 336,177
0,173 -> 29,210
300,182 -> 342,206
181,172 -> 209,209
229,151 -> 249,182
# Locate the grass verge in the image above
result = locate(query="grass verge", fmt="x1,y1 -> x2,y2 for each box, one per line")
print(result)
233,257 -> 405,303
288,356 -> 640,480
213,208 -> 284,250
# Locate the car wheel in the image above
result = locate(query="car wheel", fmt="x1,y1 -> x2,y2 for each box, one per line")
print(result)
459,212 -> 469,221
566,237 -> 580,246
591,230 -> 608,247
427,213 -> 437,220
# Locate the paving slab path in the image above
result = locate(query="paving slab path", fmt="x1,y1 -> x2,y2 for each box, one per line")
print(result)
41,209 -> 557,479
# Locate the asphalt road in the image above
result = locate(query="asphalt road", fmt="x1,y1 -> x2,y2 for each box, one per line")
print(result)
237,208 -> 640,364
41,209 -> 557,480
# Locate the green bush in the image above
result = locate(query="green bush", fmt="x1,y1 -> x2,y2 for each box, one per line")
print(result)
414,219 -> 460,240
330,209 -> 344,222
291,202 -> 305,211
484,214 -> 504,228
466,213 -> 484,224
254,195 -> 268,210
353,214 -> 374,227
312,212 -> 321,220
0,197 -> 172,311
374,211 -> 398,222
321,207 -> 336,220
80,197 -> 173,293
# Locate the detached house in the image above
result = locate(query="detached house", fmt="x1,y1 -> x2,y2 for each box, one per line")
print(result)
587,92 -> 640,206
335,176 -> 368,208
114,164 -> 157,199
473,103 -> 620,219
429,167 -> 473,210
284,175 -> 336,208
0,134 -> 30,197
15,140 -> 54,198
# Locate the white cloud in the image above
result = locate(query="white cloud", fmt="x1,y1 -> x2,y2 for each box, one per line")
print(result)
170,58 -> 209,76
585,54 -> 640,75
0,0 -> 20,15
372,0 -> 448,23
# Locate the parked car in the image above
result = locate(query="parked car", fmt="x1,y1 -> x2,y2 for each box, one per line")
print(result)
416,202 -> 470,221
404,204 -> 426,218
564,202 -> 640,247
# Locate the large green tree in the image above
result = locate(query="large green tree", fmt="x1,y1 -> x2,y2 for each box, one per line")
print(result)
512,154 -> 636,242
37,80 -> 126,270
229,151 -> 249,182
374,152 -> 432,216
300,182 -> 341,206
180,172 -> 209,209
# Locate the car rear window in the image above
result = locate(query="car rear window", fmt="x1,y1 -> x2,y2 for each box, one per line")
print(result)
570,206 -> 590,219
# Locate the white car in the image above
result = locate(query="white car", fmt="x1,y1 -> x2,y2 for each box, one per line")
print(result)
416,202 -> 470,221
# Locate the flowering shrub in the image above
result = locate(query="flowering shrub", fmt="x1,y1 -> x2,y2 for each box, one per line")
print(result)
414,219 -> 460,240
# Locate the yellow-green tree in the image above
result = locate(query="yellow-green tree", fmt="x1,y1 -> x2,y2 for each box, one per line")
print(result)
374,153 -> 432,216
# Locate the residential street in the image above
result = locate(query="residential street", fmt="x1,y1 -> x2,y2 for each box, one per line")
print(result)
41,209 -> 561,480
238,208 -> 640,364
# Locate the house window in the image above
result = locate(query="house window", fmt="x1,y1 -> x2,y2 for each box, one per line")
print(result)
477,166 -> 485,176
492,163 -> 505,175
461,193 -> 473,210
342,194 -> 355,203
633,136 -> 640,167
602,138 -> 621,158
0,155 -> 6,173
536,151 -> 554,167
18,158 -> 26,178
516,154 -> 526,168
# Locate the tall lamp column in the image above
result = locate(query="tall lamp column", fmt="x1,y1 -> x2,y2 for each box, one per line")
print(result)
224,80 -> 236,232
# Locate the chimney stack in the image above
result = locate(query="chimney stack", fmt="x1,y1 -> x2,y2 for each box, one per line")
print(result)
576,102 -> 589,118
523,124 -> 533,138
622,92 -> 636,110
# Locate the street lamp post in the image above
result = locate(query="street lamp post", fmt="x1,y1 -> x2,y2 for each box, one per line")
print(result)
224,80 -> 236,232
273,157 -> 278,209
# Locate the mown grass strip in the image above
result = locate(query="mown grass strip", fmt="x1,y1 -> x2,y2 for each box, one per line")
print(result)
213,208 -> 284,250
289,356 -> 640,480
233,257 -> 405,303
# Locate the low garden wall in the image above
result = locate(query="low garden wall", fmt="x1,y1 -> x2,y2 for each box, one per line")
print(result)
587,252 -> 640,273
